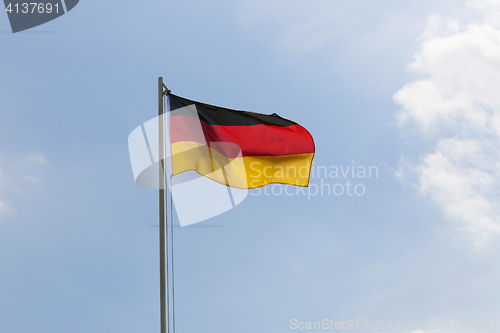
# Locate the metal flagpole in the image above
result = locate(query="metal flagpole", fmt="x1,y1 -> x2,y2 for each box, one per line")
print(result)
158,77 -> 167,333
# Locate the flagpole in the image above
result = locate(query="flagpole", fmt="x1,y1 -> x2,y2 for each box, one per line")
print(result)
158,77 -> 167,333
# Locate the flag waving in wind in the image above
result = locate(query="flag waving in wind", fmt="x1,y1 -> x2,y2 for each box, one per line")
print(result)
168,94 -> 315,189
128,91 -> 316,226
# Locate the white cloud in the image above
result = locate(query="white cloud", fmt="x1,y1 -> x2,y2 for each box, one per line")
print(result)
235,0 -> 479,97
22,175 -> 40,184
0,151 -> 47,218
395,2 -> 500,247
0,199 -> 13,216
467,0 -> 500,26
237,0 -> 472,58
18,152 -> 46,166
241,0 -> 426,62
0,170 -> 13,217
236,0 -> 342,56
417,139 -> 500,246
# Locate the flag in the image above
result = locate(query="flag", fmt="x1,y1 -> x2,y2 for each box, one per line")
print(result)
168,94 -> 315,189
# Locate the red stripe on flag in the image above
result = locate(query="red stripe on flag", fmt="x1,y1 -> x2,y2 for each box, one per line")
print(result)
170,114 -> 314,157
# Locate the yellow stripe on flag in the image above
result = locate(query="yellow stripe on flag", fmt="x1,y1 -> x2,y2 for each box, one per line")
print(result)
171,141 -> 314,189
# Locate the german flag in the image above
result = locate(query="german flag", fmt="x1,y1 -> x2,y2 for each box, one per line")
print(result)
168,94 -> 315,189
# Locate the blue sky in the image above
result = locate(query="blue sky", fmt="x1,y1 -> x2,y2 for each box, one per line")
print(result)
2,1 -> 500,332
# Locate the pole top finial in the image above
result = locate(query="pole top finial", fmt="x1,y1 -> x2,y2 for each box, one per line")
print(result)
158,77 -> 171,95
